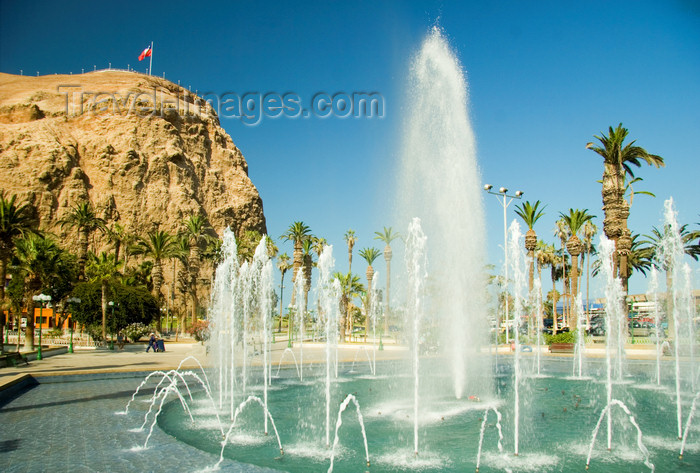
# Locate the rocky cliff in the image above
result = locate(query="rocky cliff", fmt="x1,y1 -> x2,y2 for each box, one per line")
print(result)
0,70 -> 266,243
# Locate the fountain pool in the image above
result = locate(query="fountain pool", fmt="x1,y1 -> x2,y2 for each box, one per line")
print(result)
135,357 -> 699,473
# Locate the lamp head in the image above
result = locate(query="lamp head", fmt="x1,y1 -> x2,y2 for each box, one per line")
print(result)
483,184 -> 493,191
499,187 -> 508,194
515,190 -> 524,197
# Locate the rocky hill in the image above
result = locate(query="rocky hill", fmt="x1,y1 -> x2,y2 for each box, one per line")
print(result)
0,70 -> 266,243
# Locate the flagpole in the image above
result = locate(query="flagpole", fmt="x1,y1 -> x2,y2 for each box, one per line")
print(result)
149,41 -> 153,76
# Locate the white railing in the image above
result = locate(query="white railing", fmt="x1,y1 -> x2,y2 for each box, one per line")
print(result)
3,331 -> 100,348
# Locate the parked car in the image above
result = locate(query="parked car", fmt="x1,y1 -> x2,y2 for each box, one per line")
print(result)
587,316 -> 605,336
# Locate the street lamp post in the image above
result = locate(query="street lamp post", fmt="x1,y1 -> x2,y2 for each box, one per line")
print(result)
66,297 -> 81,353
32,293 -> 52,360
483,184 -> 524,344
108,301 -> 115,350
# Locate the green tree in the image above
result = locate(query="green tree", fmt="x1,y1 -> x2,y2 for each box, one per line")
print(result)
374,226 -> 400,333
85,252 -> 122,340
334,271 -> 365,342
301,239 -> 315,324
514,201 -> 546,294
582,221 -> 598,319
586,124 -> 664,292
280,221 -> 312,310
132,229 -> 176,332
12,234 -> 72,350
559,209 -> 595,331
553,218 -> 571,327
0,191 -> 39,301
344,229 -> 357,274
71,280 -> 157,338
641,223 -> 700,338
183,215 -> 212,326
276,253 -> 291,332
358,247 -> 381,339
58,202 -> 106,279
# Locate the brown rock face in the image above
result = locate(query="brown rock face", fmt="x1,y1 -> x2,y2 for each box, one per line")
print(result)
0,71 -> 266,240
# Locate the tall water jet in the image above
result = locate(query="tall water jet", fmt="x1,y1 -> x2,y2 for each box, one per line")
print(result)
655,197 -> 697,438
405,217 -> 427,456
646,266 -> 661,385
508,220 -> 526,456
399,25 -> 489,400
573,293 -> 586,378
207,229 -> 275,420
599,235 -> 625,450
533,278 -> 543,375
316,244 -> 339,448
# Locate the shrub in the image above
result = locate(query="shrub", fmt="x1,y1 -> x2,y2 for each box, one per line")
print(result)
124,322 -> 150,343
543,331 -> 576,345
48,328 -> 64,338
188,320 -> 210,343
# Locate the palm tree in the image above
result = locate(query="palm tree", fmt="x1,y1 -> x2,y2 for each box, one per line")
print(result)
276,253 -> 291,332
301,239 -> 315,326
344,229 -> 357,274
374,226 -> 400,332
12,234 -> 65,350
280,221 -> 312,308
334,271 -> 365,342
514,201 -> 545,337
85,252 -> 122,340
553,218 -> 571,327
132,229 -> 176,332
104,222 -> 126,263
359,247 -> 381,339
237,229 -> 262,263
582,221 -> 598,323
514,201 -> 546,294
642,224 -> 700,338
534,240 -> 551,333
559,209 -> 595,332
183,215 -> 212,326
586,124 -> 664,292
171,233 -> 190,334
58,202 -> 106,279
538,242 -> 561,334
0,191 -> 38,300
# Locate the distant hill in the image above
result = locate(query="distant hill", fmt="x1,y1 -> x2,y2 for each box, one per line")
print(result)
0,70 -> 266,242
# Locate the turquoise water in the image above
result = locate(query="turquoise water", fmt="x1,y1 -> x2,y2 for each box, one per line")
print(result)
156,358 -> 700,472
2,359 -> 699,472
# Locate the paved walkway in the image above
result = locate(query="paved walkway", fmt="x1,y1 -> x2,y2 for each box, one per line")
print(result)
0,338 -> 410,390
0,338 -> 666,392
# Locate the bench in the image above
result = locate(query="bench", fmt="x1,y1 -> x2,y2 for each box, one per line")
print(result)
549,343 -> 575,353
0,353 -> 29,368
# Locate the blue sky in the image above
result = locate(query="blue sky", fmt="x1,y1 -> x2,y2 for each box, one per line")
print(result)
1,0 -> 698,303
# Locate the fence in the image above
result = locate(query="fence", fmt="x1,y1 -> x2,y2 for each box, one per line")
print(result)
4,331 -> 100,348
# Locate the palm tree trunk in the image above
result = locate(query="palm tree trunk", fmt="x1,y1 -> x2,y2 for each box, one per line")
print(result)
384,247 -> 391,334
666,268 -> 674,340
152,261 -> 163,333
0,255 -> 7,300
25,298 -> 36,351
339,295 -> 347,342
586,248 -> 591,328
366,267 -> 374,341
527,249 -> 535,338
101,281 -> 108,340
278,271 -> 286,332
190,288 -> 199,327
78,229 -> 89,280
290,242 -> 302,307
551,270 -> 558,336
570,256 -> 579,332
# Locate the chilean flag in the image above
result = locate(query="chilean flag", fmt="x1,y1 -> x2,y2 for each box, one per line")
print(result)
138,45 -> 152,61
